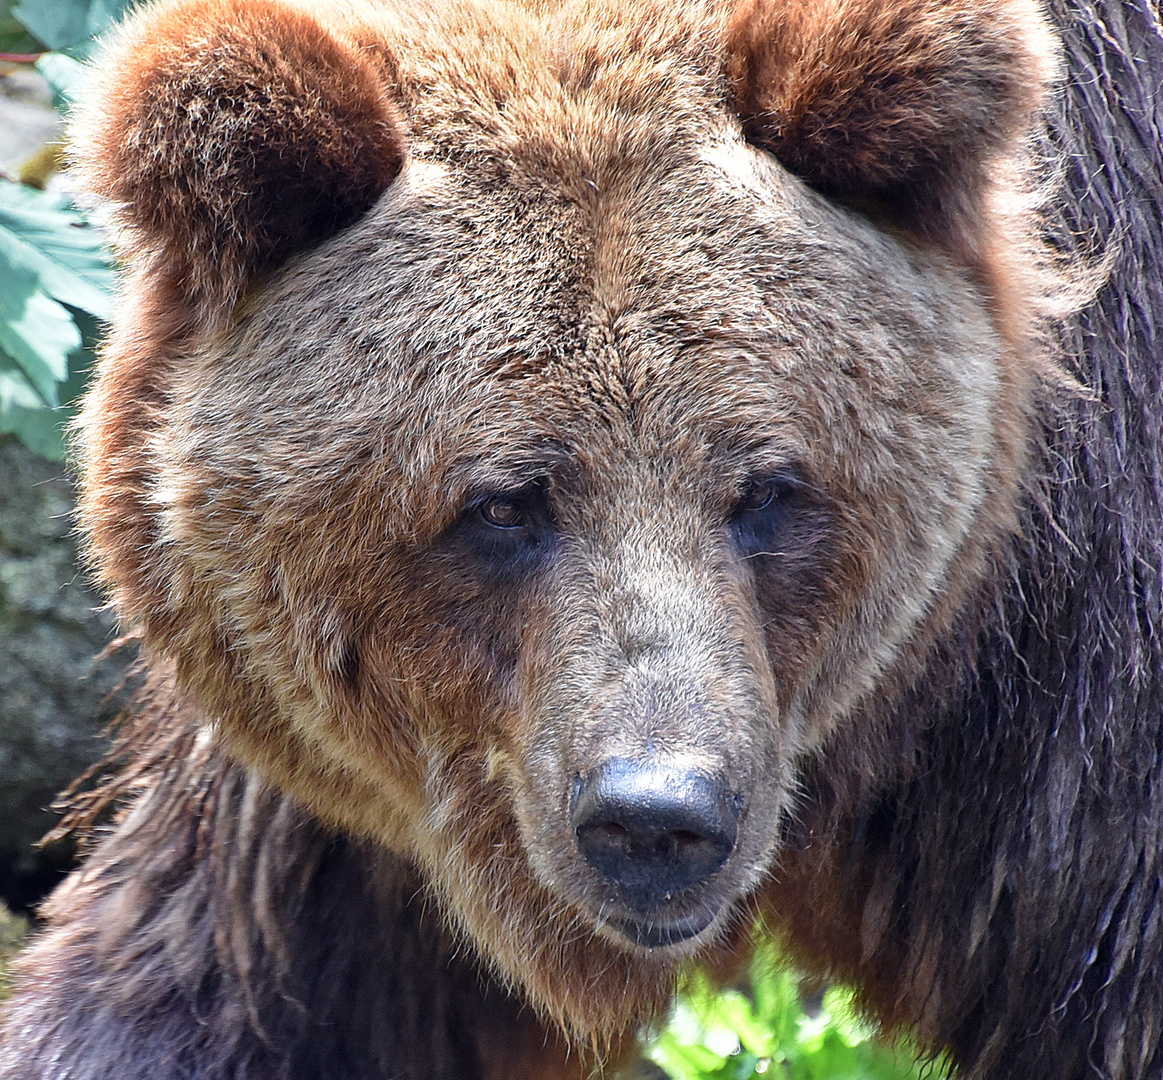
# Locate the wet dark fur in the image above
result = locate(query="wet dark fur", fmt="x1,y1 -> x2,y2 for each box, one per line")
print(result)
0,670 -> 578,1080
769,2 -> 1163,1077
1,2 -> 1162,1079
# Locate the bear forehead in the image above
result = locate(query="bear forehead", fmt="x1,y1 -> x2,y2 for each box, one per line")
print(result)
159,0 -> 1004,540
174,136 -> 997,540
370,0 -> 724,177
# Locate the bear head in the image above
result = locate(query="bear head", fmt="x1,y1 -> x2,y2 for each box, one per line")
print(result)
72,0 -> 1056,1042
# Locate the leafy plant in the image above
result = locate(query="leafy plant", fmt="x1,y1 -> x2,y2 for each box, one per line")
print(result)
0,1 -> 39,56
0,178 -> 114,459
0,0 -> 126,460
644,942 -> 945,1080
0,903 -> 28,1001
2,0 -> 133,57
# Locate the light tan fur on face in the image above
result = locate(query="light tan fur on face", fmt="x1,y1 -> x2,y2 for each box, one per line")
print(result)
72,0 -> 1057,1044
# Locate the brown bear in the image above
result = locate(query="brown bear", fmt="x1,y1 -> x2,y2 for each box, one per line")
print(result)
1,0 -> 1161,1077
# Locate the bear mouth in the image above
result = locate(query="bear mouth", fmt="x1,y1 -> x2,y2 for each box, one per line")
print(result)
610,909 -> 717,949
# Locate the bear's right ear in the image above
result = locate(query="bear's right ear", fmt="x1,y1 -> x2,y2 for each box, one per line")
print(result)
72,0 -> 406,323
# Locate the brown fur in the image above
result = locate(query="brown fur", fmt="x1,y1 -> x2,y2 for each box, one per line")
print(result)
2,668 -> 591,1080
76,0 -> 406,323
5,0 -> 1155,1078
725,0 -> 1054,255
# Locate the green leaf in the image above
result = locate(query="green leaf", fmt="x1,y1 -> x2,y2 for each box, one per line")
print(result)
0,270 -> 77,405
643,937 -> 946,1080
0,0 -> 44,52
692,988 -> 774,1059
0,181 -> 115,319
0,182 -> 112,459
0,368 -> 65,460
58,308 -> 99,406
650,1033 -> 731,1080
12,0 -> 132,51
10,0 -> 87,51
35,50 -> 88,110
82,0 -> 132,38
820,986 -> 879,1048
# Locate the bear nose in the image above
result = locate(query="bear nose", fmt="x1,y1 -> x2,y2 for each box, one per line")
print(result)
571,759 -> 739,910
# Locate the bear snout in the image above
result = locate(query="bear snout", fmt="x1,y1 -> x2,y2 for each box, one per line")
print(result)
570,758 -> 740,946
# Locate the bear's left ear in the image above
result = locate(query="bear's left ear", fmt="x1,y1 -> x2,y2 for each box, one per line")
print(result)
72,0 -> 406,324
724,0 -> 1056,256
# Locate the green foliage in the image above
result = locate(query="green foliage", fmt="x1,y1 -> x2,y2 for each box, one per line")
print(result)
645,943 -> 945,1080
0,180 -> 114,460
0,0 -> 122,460
0,0 -> 40,55
0,903 -> 28,1001
4,0 -> 134,56
36,49 -> 89,109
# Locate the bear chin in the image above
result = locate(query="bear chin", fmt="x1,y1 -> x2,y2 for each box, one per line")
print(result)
607,910 -> 722,950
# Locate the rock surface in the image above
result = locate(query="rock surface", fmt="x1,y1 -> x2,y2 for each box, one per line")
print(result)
0,437 -> 130,910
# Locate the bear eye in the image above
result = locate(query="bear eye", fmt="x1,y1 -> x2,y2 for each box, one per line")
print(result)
453,481 -> 557,576
729,471 -> 811,559
479,496 -> 526,529
736,479 -> 777,514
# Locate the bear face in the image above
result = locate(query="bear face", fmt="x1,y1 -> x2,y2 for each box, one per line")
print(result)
72,0 -> 1056,1041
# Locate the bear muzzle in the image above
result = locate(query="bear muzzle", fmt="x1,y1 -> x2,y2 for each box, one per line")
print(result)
570,758 -> 740,947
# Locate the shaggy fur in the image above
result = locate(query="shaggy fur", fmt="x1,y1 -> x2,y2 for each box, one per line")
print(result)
77,0 -> 407,322
765,3 -> 1163,1077
725,0 -> 1054,256
1,0 -> 1159,1078
0,670 -> 583,1080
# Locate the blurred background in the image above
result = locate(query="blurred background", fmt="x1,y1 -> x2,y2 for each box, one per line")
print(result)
0,0 -> 135,974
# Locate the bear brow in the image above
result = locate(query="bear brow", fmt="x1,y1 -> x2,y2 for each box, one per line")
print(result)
448,443 -> 576,499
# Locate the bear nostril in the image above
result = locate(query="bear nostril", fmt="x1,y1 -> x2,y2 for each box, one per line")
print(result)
570,759 -> 739,912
